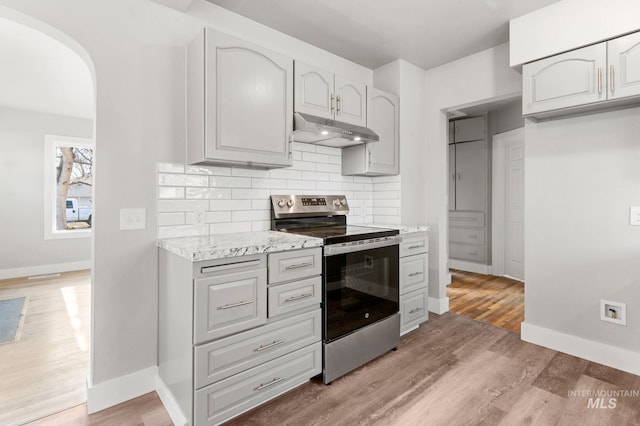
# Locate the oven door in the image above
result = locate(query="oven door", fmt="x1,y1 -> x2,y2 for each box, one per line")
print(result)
323,239 -> 399,342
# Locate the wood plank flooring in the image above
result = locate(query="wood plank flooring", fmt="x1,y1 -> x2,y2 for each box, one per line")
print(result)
447,269 -> 524,332
0,270 -> 90,425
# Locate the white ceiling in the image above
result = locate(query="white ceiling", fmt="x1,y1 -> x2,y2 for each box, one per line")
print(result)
206,0 -> 561,70
0,17 -> 94,119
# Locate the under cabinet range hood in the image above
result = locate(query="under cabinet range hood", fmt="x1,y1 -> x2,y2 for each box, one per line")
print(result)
293,112 -> 379,148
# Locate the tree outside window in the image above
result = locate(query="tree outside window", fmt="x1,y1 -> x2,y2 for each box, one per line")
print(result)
44,135 -> 94,239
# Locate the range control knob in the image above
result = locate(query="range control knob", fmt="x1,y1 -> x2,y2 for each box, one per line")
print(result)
286,199 -> 294,208
277,199 -> 286,208
340,198 -> 347,206
333,198 -> 341,207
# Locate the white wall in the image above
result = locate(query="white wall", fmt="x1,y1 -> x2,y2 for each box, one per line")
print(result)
0,107 -> 93,278
490,100 -> 524,136
510,0 -> 640,66
0,0 -> 376,411
424,43 -> 522,313
523,107 -> 640,372
373,59 -> 427,225
157,142 -> 402,239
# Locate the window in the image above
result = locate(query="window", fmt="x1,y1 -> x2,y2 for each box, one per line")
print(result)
44,135 -> 94,240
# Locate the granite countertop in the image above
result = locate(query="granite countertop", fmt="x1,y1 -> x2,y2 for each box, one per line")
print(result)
157,231 -> 323,262
365,223 -> 431,234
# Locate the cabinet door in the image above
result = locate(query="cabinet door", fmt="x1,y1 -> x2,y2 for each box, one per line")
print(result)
448,144 -> 456,210
454,140 -> 487,211
608,32 -> 640,100
366,88 -> 399,175
452,116 -> 485,143
335,75 -> 367,126
203,29 -> 293,167
294,61 -> 334,120
523,43 -> 607,115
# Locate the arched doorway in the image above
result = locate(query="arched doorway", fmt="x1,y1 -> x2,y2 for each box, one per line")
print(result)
0,13 -> 96,424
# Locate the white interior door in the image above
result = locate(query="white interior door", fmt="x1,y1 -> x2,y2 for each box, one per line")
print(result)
493,128 -> 525,281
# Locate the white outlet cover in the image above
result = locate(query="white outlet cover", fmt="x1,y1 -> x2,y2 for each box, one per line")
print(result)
120,208 -> 146,230
600,299 -> 626,326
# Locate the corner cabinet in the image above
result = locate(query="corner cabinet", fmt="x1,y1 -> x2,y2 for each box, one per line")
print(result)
342,88 -> 400,176
187,28 -> 293,168
294,61 -> 367,127
159,248 -> 322,426
523,31 -> 640,119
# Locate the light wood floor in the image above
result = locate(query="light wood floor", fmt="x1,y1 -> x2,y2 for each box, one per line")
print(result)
447,269 -> 524,332
0,270 -> 90,425
28,313 -> 640,425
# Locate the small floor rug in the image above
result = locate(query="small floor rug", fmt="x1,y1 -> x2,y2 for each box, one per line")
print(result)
0,297 -> 27,344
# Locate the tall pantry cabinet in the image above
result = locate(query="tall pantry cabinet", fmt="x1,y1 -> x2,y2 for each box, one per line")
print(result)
448,116 -> 491,268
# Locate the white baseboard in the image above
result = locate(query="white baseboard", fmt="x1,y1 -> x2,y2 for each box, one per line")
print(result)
86,366 -> 158,414
449,259 -> 491,275
428,296 -> 449,315
0,260 -> 91,280
521,322 -> 640,377
156,376 -> 188,426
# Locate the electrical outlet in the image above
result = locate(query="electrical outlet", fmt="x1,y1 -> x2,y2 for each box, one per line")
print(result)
600,299 -> 626,326
630,206 -> 640,226
192,205 -> 205,225
120,208 -> 146,230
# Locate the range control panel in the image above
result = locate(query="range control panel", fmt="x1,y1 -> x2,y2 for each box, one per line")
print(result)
271,195 -> 349,218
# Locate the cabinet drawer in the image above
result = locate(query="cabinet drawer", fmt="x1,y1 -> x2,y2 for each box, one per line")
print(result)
268,276 -> 321,318
449,227 -> 485,245
449,243 -> 486,263
195,342 -> 321,426
194,309 -> 321,389
399,254 -> 428,295
448,211 -> 485,228
194,268 -> 267,344
399,234 -> 428,257
400,287 -> 428,334
268,248 -> 321,284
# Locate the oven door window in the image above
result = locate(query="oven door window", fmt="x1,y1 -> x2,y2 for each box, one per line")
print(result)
324,245 -> 399,342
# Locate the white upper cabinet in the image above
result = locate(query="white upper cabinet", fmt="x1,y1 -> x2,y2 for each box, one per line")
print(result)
608,32 -> 640,100
187,28 -> 293,168
523,43 -> 607,116
294,61 -> 366,127
342,88 -> 399,176
523,31 -> 640,119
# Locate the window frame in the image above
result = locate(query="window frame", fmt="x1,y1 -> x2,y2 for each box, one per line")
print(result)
43,134 -> 95,240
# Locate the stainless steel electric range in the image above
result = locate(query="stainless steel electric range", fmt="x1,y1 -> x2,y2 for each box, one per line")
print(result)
271,194 -> 400,384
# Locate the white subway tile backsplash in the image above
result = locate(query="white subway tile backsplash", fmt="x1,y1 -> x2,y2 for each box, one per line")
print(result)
157,145 -> 402,238
186,187 -> 232,199
210,199 -> 252,211
158,187 -> 185,199
159,173 -> 208,187
209,176 -> 252,188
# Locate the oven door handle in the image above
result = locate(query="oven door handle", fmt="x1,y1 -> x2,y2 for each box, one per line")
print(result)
323,236 -> 402,256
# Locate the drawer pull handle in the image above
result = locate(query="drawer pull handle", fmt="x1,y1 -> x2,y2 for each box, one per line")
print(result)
254,377 -> 285,391
285,262 -> 312,270
408,244 -> 425,249
409,307 -> 424,314
453,217 -> 477,222
408,272 -> 423,277
468,252 -> 478,256
217,300 -> 253,310
254,340 -> 285,352
284,293 -> 313,302
468,235 -> 478,239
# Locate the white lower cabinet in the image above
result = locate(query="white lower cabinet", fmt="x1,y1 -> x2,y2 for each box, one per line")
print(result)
399,233 -> 429,335
159,247 -> 322,426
